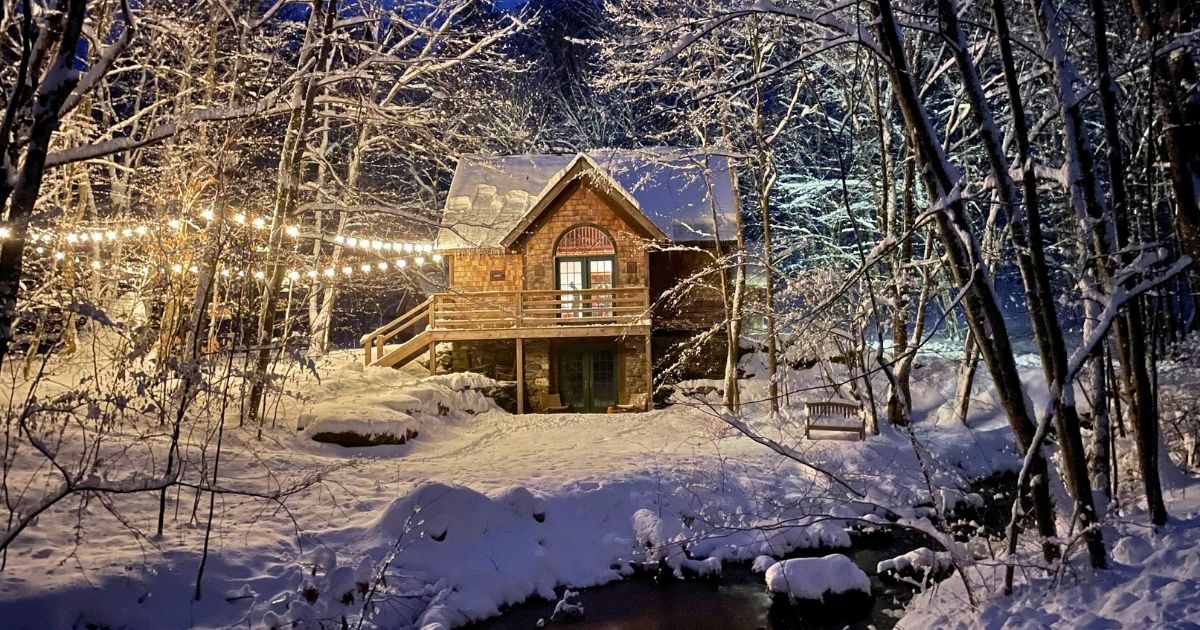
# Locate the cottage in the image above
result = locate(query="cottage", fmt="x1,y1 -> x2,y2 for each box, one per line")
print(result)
361,148 -> 739,413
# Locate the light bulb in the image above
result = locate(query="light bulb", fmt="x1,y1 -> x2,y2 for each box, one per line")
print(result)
377,262 -> 388,270
415,256 -> 425,265
397,259 -> 407,268
432,254 -> 443,263
287,271 -> 300,281
360,263 -> 372,273
105,230 -> 117,240
200,209 -> 215,221
67,234 -> 79,243
342,266 -> 353,276
286,226 -> 299,237
252,217 -> 266,229
234,213 -> 246,224
323,268 -> 335,278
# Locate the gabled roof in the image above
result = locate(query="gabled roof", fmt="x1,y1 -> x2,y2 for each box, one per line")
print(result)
434,148 -> 739,251
498,153 -> 668,247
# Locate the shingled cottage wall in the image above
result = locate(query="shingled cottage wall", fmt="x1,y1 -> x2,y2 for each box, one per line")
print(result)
518,180 -> 649,290
512,180 -> 651,408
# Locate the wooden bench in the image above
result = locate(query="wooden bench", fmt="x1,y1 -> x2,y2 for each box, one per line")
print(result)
803,400 -> 866,441
607,392 -> 649,414
537,393 -> 570,413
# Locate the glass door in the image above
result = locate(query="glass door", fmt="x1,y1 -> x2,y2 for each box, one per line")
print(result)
557,345 -> 617,412
556,256 -> 615,320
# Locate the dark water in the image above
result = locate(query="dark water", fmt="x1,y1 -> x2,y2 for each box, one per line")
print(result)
473,530 -> 930,630
474,473 -> 1016,630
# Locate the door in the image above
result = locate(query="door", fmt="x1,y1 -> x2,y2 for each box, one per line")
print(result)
556,256 -> 615,319
557,345 -> 617,412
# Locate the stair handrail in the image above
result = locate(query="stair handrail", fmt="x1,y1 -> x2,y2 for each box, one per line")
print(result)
361,297 -> 434,365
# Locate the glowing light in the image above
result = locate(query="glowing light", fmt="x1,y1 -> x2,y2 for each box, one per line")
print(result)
377,262 -> 388,271
66,234 -> 79,244
323,268 -> 335,278
105,230 -> 117,241
34,246 -> 44,254
0,227 -> 11,239
171,263 -> 183,273
121,228 -> 133,238
167,220 -> 180,230
403,243 -> 413,253
286,226 -> 299,237
234,213 -> 246,224
305,270 -> 318,279
287,271 -> 300,281
347,237 -> 359,248
220,269 -> 230,277
189,265 -> 199,273
136,226 -> 148,236
200,209 -> 215,221
90,260 -> 101,270
371,240 -> 382,250
252,217 -> 266,230
342,266 -> 353,276
397,259 -> 407,268
432,254 -> 443,263
360,263 -> 372,273
334,234 -> 345,244
54,251 -> 65,260
254,270 -> 265,279
90,232 -> 103,242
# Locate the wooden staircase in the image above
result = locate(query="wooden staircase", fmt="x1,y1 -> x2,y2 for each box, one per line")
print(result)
361,297 -> 434,368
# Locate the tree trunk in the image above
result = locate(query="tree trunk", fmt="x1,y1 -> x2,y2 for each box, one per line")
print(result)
247,0 -> 338,421
942,0 -> 1106,568
872,0 -> 1058,555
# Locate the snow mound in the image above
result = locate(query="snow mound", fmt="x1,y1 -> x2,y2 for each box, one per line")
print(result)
876,547 -> 953,577
299,369 -> 500,446
765,554 -> 871,602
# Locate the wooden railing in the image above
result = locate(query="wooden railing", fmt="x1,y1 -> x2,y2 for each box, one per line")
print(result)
361,297 -> 432,366
432,286 -> 649,331
361,287 -> 650,367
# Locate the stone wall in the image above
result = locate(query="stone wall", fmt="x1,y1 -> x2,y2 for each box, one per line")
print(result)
449,340 -> 516,378
518,180 -> 649,290
618,337 -> 650,402
523,339 -> 551,409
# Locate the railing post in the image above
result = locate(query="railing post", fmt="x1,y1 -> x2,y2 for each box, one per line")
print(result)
515,291 -> 523,328
428,297 -> 436,330
363,340 -> 372,366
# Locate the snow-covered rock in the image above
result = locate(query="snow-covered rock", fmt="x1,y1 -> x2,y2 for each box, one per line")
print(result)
765,554 -> 871,602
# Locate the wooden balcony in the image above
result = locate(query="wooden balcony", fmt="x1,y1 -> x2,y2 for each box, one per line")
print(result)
362,286 -> 651,368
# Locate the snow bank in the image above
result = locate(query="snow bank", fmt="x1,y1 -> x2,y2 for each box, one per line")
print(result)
298,365 -> 499,446
876,547 -> 953,577
764,554 -> 871,601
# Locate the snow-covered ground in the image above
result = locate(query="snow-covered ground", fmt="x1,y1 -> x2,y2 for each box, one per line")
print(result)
0,347 -> 1196,629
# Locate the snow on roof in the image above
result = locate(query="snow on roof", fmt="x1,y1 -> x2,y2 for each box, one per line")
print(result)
435,148 -> 739,250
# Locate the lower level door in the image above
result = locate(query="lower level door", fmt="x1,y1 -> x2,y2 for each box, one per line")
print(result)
557,345 -> 617,412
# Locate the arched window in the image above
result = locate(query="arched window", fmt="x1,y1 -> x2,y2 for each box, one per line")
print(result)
555,226 -> 615,318
555,225 -> 615,257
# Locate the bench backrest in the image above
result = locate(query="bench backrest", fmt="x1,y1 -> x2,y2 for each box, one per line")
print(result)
805,401 -> 862,419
